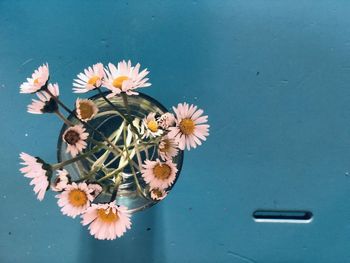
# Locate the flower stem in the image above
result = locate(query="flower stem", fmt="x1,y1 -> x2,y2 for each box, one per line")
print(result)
97,88 -> 141,139
44,87 -> 125,158
110,175 -> 123,202
122,125 -> 149,200
97,166 -> 125,182
96,88 -> 129,121
52,146 -> 102,170
54,110 -> 74,126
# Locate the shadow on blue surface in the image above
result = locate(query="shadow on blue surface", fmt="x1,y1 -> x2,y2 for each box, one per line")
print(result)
78,207 -> 166,263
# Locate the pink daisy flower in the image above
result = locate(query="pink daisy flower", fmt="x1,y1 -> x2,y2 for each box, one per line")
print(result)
75,98 -> 99,122
19,152 -> 50,201
27,83 -> 59,114
73,63 -> 105,93
141,159 -> 178,189
158,135 -> 179,161
168,103 -> 209,150
150,188 -> 168,201
51,169 -> 70,192
20,63 -> 49,93
62,125 -> 89,157
103,60 -> 151,97
81,202 -> 131,240
87,183 -> 103,199
142,113 -> 163,138
56,182 -> 94,218
157,112 -> 175,130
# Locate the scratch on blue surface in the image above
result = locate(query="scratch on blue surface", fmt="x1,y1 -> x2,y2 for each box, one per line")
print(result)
21,58 -> 33,66
227,250 -> 257,263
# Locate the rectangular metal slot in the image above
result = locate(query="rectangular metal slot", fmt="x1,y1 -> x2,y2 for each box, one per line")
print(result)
253,210 -> 313,223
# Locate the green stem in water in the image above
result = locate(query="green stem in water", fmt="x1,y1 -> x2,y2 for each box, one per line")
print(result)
122,125 -> 149,199
96,88 -> 129,121
97,165 -> 126,183
44,87 -> 124,156
110,174 -> 123,202
52,146 -> 102,170
94,139 -> 140,168
55,111 -> 122,167
97,88 -> 142,139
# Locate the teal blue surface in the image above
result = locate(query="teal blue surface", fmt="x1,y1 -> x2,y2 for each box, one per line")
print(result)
1,0 -> 350,262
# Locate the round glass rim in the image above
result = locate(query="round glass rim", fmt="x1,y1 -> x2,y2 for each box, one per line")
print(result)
56,91 -> 184,211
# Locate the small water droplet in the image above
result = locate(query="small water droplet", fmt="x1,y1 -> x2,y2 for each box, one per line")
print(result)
194,96 -> 198,100
1,84 -> 5,88
151,15 -> 155,20
47,245 -> 51,249
170,241 -> 176,246
345,172 -> 349,177
25,133 -> 28,137
14,216 -> 19,220
3,195 -> 7,199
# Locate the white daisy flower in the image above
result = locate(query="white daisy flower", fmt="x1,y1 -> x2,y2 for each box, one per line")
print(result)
19,152 -> 50,201
75,98 -> 99,122
51,169 -> 70,192
158,135 -> 179,161
141,159 -> 178,189
27,83 -> 59,114
56,182 -> 94,218
20,63 -> 49,93
168,103 -> 209,150
73,63 -> 105,93
157,112 -> 175,130
150,188 -> 168,201
62,125 -> 89,157
103,60 -> 151,97
81,202 -> 132,240
142,113 -> 163,138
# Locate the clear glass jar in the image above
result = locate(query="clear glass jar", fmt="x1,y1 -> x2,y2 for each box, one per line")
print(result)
57,92 -> 183,213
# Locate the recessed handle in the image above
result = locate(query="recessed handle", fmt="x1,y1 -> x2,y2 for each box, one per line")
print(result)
253,210 -> 313,223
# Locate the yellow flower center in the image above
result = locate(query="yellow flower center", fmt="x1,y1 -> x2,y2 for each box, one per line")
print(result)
87,76 -> 100,86
152,189 -> 163,198
112,76 -> 129,89
179,118 -> 195,135
78,101 -> 94,120
33,78 -> 40,85
68,189 -> 88,207
64,130 -> 80,145
153,164 -> 171,180
147,120 -> 158,132
159,139 -> 170,153
97,208 -> 119,223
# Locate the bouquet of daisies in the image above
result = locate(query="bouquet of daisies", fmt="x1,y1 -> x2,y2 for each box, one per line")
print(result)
19,60 -> 209,240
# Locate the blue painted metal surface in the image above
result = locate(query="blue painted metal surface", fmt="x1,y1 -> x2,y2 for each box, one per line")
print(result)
1,0 -> 350,262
